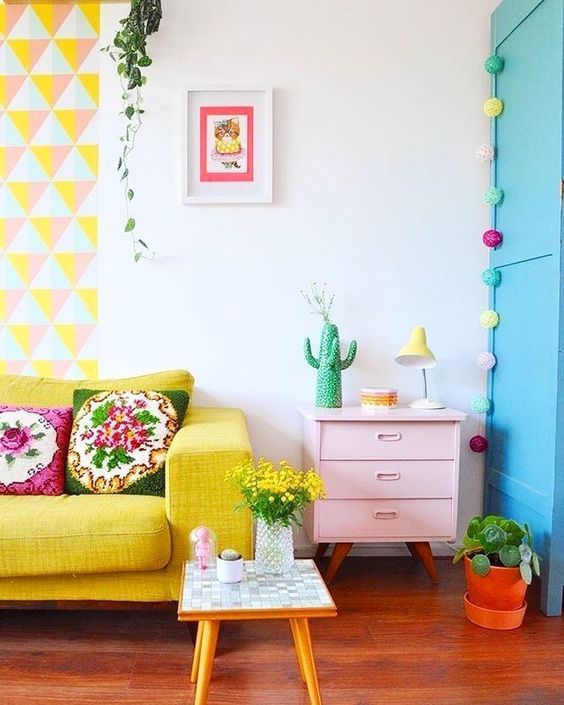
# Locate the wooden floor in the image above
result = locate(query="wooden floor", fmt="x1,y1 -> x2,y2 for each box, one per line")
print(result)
1,557 -> 563,705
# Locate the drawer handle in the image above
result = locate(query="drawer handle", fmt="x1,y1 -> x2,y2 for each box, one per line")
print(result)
375,472 -> 401,481
376,432 -> 402,442
373,510 -> 399,520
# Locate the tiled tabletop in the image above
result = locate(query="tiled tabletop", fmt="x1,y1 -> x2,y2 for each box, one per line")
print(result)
178,559 -> 336,619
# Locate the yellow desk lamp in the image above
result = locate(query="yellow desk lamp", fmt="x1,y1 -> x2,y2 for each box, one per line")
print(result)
395,326 -> 445,410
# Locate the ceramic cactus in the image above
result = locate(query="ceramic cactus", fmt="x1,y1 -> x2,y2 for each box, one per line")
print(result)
301,283 -> 357,408
304,323 -> 357,408
220,548 -> 241,561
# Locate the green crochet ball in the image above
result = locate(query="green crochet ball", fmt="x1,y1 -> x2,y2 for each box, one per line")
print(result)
484,187 -> 504,206
471,395 -> 491,414
482,268 -> 501,287
485,54 -> 505,74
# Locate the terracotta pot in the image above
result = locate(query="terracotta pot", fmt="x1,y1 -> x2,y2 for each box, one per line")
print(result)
464,555 -> 527,611
464,593 -> 527,630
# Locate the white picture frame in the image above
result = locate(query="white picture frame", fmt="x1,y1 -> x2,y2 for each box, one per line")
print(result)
182,86 -> 273,204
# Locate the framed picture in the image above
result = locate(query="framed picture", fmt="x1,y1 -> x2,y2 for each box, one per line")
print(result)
183,87 -> 272,204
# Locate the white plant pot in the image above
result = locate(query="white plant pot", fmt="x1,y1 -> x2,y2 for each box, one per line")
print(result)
216,556 -> 244,583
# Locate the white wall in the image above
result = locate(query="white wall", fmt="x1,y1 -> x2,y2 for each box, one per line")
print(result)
99,0 -> 498,550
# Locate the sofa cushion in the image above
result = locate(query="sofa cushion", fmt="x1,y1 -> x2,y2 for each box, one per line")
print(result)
0,405 -> 72,496
0,494 -> 171,577
66,389 -> 189,496
0,370 -> 194,426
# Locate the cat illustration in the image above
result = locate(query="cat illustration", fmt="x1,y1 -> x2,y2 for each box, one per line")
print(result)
211,118 -> 244,170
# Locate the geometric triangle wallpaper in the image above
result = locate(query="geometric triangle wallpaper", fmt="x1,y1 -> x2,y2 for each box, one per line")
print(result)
0,2 -> 98,378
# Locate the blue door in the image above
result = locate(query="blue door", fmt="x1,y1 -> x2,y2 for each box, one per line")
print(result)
486,0 -> 564,615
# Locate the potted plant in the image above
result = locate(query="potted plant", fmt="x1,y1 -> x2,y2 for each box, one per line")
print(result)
226,458 -> 326,574
453,514 -> 540,630
216,548 -> 244,584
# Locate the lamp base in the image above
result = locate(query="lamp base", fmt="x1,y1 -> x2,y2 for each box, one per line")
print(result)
409,398 -> 446,410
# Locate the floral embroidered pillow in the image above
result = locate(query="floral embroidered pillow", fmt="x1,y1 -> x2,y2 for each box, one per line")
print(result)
66,389 -> 189,496
0,405 -> 73,495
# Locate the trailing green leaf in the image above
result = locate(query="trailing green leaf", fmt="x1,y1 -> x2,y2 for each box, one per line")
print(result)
103,0 -> 161,262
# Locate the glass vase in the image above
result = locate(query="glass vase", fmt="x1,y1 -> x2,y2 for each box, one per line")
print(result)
255,518 -> 294,573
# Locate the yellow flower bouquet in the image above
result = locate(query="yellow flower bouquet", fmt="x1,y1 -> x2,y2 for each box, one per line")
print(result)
226,458 -> 326,527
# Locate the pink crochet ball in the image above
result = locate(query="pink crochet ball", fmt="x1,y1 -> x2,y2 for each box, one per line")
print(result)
477,352 -> 497,370
469,435 -> 488,453
482,229 -> 503,248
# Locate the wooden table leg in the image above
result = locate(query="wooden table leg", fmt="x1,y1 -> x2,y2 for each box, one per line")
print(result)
291,618 -> 322,705
193,620 -> 220,705
190,621 -> 203,684
314,543 -> 329,563
289,620 -> 306,682
325,542 -> 353,585
406,541 -> 439,584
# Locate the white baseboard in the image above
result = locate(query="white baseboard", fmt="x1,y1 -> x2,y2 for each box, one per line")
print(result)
294,541 -> 459,558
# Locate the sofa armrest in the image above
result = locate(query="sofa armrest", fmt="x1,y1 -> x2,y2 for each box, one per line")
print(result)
165,407 -> 252,597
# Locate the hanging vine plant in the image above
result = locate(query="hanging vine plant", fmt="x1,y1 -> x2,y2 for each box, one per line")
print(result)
103,0 -> 162,261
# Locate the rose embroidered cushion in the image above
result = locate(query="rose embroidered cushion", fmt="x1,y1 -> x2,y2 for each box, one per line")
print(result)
66,389 -> 190,496
0,405 -> 73,495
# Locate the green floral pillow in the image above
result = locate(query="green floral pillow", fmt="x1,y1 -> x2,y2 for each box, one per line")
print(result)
66,389 -> 189,496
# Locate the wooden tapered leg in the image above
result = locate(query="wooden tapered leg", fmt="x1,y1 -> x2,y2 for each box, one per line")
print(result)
194,620 -> 220,705
405,542 -> 418,561
190,621 -> 203,684
289,620 -> 306,682
408,541 -> 439,584
291,618 -> 322,705
314,543 -> 330,563
324,542 -> 353,585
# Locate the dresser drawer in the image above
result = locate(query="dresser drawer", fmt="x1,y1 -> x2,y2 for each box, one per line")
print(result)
317,499 -> 453,540
319,460 -> 454,499
319,421 -> 454,460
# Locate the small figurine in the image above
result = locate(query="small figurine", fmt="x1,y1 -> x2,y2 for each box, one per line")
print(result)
195,527 -> 212,571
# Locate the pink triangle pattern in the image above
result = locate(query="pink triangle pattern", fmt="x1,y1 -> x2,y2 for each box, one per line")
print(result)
53,360 -> 73,377
29,325 -> 49,353
75,39 -> 98,71
3,76 -> 26,108
26,253 -> 50,284
74,324 -> 96,356
51,75 -> 73,104
5,5 -> 26,35
74,110 -> 97,141
3,290 -> 26,320
5,146 -> 26,177
4,219 -> 26,249
6,361 -> 26,374
28,40 -> 51,73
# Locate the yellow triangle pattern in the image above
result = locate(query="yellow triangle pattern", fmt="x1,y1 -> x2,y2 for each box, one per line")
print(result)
76,288 -> 97,320
77,359 -> 98,379
2,6 -> 100,378
8,111 -> 32,143
78,5 -> 100,35
76,216 -> 97,248
7,40 -> 32,73
78,74 -> 99,106
77,145 -> 98,177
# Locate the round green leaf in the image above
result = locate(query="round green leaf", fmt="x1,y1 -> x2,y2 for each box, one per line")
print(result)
466,516 -> 482,539
499,545 -> 521,567
471,554 -> 491,577
138,55 -> 152,67
117,63 -> 126,75
531,553 -> 541,577
477,524 -> 507,553
125,217 -> 136,232
519,544 -> 532,562
519,561 -> 533,585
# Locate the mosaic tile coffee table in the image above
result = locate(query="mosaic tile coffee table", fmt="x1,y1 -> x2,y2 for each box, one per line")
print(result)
178,559 -> 337,705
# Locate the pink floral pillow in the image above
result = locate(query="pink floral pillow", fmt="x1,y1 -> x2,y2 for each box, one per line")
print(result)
0,405 -> 73,495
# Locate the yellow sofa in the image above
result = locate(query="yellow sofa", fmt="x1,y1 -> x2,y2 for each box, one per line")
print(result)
0,370 -> 252,603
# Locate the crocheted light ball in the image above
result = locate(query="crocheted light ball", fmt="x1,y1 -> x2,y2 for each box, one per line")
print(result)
471,395 -> 491,414
469,435 -> 488,453
480,310 -> 500,328
475,144 -> 495,162
482,268 -> 501,287
484,187 -> 504,206
483,98 -> 504,117
482,229 -> 503,248
485,55 -> 505,74
477,352 -> 497,370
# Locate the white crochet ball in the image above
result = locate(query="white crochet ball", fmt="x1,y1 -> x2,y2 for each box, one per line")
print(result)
477,352 -> 497,370
475,144 -> 495,162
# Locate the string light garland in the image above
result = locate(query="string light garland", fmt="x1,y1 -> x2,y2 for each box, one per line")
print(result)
471,54 -> 505,453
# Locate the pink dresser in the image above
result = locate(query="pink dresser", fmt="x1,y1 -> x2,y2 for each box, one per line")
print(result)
299,406 -> 467,584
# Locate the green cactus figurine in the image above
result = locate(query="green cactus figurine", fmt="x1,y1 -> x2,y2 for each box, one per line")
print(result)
302,283 -> 357,408
220,548 -> 241,561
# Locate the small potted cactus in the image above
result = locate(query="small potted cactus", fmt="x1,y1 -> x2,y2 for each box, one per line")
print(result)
216,548 -> 244,584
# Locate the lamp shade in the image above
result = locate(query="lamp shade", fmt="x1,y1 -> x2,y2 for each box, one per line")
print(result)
395,326 -> 437,368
